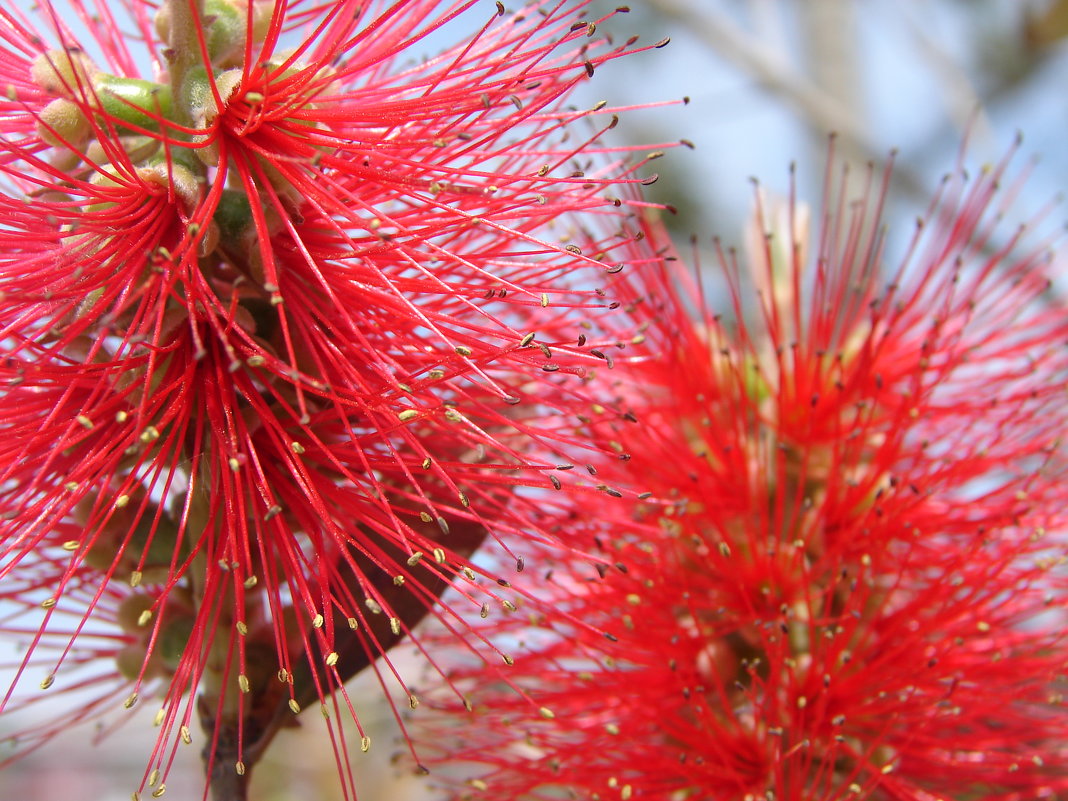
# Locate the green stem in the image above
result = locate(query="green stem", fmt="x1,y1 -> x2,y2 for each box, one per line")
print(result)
167,0 -> 206,126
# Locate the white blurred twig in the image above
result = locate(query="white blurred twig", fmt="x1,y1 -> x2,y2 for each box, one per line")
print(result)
643,0 -> 931,198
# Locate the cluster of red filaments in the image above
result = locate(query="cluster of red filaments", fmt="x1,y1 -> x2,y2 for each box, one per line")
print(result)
420,153 -> 1068,801
0,1 -> 673,797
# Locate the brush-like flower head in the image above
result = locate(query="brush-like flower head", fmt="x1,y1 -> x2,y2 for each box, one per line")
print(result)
0,1 -> 670,796
420,146 -> 1068,801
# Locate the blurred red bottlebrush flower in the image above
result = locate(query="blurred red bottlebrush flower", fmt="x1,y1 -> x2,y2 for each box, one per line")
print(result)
417,147 -> 1068,801
0,0 -> 670,797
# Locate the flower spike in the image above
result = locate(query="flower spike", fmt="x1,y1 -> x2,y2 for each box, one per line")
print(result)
415,147 -> 1068,801
0,1 -> 670,797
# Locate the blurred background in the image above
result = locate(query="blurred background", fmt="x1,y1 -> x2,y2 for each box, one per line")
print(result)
601,0 -> 1068,252
3,0 -> 1068,798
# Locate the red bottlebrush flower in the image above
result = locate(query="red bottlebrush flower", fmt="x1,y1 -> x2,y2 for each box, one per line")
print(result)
0,1 -> 669,797
417,147 -> 1068,801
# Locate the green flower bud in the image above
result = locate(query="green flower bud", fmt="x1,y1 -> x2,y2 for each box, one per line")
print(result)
128,511 -> 185,570
137,162 -> 201,214
31,49 -> 97,97
158,614 -> 196,670
188,68 -> 243,128
115,643 -> 163,681
255,155 -> 306,211
153,3 -> 172,43
212,189 -> 254,242
204,0 -> 247,66
116,593 -> 156,633
93,75 -> 173,132
36,98 -> 90,148
85,135 -> 161,166
146,142 -> 201,175
212,188 -> 284,262
177,65 -> 212,121
251,1 -> 274,42
85,169 -> 124,213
